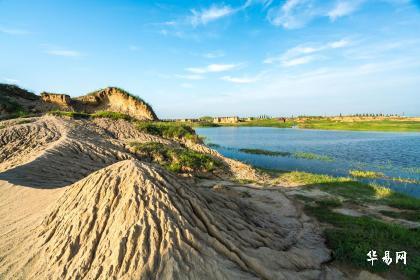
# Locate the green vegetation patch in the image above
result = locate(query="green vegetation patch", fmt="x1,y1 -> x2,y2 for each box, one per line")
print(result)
49,110 -> 132,121
129,142 -> 221,173
299,119 -> 420,132
293,151 -> 334,161
91,111 -> 132,121
380,210 -> 420,223
238,148 -> 333,161
136,122 -> 200,143
239,148 -> 291,157
48,110 -> 90,118
277,171 -> 420,210
349,170 -> 385,179
306,205 -> 420,278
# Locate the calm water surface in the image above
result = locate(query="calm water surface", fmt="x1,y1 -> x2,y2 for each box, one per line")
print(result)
196,127 -> 420,197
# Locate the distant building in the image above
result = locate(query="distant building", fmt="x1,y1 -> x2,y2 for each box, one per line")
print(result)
213,116 -> 239,124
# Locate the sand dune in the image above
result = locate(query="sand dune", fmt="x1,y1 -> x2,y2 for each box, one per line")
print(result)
0,116 -> 335,279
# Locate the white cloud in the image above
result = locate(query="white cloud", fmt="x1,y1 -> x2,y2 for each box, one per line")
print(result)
0,26 -> 29,35
46,49 -> 82,57
190,5 -> 235,26
203,50 -> 225,58
221,75 -> 260,84
267,0 -> 322,29
264,39 -> 351,65
282,55 -> 315,66
266,0 -> 370,28
186,63 -> 239,74
328,1 -> 363,21
329,39 -> 350,48
176,74 -> 205,80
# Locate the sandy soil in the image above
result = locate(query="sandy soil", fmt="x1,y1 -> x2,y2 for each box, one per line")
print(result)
0,116 -> 345,279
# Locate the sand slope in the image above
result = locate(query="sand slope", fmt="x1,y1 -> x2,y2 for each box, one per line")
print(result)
0,116 -> 334,279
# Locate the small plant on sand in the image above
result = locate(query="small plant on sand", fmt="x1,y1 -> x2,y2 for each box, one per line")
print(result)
129,142 -> 221,173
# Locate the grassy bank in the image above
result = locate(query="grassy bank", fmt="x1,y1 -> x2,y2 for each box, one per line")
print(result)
275,171 -> 420,278
298,119 -> 420,132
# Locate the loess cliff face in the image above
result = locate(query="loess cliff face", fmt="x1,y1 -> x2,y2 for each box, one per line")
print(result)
0,84 -> 158,121
74,87 -> 158,120
0,116 -> 334,280
40,92 -> 72,108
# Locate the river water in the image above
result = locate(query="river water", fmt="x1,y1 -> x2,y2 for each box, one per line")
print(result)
196,127 -> 420,197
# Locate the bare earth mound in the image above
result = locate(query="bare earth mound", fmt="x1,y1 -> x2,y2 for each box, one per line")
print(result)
0,116 -> 335,279
0,84 -> 158,121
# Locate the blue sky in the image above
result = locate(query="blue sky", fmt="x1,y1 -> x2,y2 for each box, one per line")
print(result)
1,0 -> 420,118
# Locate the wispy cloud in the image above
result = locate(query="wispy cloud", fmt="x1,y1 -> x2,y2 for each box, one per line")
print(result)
264,39 -> 351,66
186,63 -> 239,74
46,49 -> 82,57
267,0 -> 323,29
190,4 -> 235,26
266,0 -> 369,28
282,55 -> 315,66
175,74 -> 205,80
0,26 -> 29,35
221,75 -> 261,84
328,1 -> 363,21
203,50 -> 225,58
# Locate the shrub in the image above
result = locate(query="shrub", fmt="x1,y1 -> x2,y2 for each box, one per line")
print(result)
129,142 -> 221,173
136,122 -> 200,143
91,111 -> 131,121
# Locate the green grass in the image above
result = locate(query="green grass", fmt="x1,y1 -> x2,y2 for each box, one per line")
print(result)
49,110 -> 132,121
238,148 -> 334,161
316,198 -> 343,208
136,121 -> 200,143
129,142 -> 221,173
305,205 -> 420,278
194,121 -> 221,127
349,170 -> 420,184
48,110 -> 90,118
293,151 -> 334,161
349,170 -> 385,179
277,171 -> 420,210
299,119 -> 420,132
380,210 -> 420,223
91,111 -> 132,121
239,148 -> 291,157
